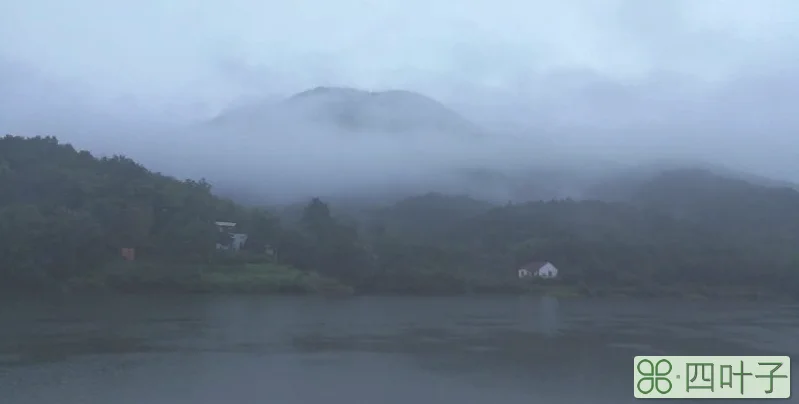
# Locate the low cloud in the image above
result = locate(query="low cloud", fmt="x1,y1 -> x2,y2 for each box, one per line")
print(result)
1,0 -> 798,203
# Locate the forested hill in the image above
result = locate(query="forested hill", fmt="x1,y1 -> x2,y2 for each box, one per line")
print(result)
0,135 -> 282,288
2,135 -> 799,297
360,169 -> 799,295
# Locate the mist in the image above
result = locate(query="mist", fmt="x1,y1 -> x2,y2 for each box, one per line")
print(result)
1,0 -> 798,204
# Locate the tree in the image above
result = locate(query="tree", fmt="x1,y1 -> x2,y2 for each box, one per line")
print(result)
301,197 -> 335,239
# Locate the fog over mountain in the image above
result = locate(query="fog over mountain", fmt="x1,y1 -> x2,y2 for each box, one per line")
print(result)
211,86 -> 486,138
1,0 -> 798,204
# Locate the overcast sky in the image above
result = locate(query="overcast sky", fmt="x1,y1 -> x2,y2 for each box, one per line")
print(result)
2,0 -> 797,108
1,0 -> 798,198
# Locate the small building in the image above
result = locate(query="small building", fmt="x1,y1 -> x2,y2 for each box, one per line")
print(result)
518,261 -> 559,279
214,220 -> 248,252
230,233 -> 248,251
215,235 -> 248,251
215,221 -> 237,232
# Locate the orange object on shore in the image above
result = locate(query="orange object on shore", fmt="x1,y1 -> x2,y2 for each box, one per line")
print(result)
121,248 -> 135,261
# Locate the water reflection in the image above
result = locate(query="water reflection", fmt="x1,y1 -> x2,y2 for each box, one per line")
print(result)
1,296 -> 797,404
538,295 -> 560,337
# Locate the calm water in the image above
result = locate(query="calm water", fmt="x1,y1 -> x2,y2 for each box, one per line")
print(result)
0,295 -> 796,403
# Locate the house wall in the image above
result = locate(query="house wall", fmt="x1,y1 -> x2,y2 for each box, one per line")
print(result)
231,233 -> 249,251
537,262 -> 558,278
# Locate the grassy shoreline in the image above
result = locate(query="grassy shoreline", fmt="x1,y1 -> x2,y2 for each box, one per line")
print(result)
6,262 -> 794,301
61,262 -> 354,296
69,281 -> 794,302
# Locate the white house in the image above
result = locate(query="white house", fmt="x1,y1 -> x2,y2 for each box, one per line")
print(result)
518,261 -> 559,279
215,233 -> 248,251
230,233 -> 248,251
214,221 -> 248,252
215,221 -> 237,232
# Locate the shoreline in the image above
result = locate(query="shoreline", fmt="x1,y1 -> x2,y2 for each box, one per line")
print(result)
5,283 -> 792,302
3,263 -> 795,302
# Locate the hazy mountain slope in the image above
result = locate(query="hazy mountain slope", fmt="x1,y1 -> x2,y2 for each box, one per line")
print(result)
5,135 -> 799,295
216,157 -> 797,208
453,160 -> 628,202
316,167 -> 799,255
594,168 -> 799,266
629,169 -> 799,221
270,192 -> 497,244
209,86 -> 485,137
366,193 -> 496,241
584,162 -> 799,202
201,85 -> 798,207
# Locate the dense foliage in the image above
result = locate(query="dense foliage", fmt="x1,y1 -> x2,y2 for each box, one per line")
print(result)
2,135 -> 798,297
0,136 -> 279,289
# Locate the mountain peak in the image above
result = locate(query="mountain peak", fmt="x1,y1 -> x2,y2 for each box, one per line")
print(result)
211,86 -> 485,137
289,86 -> 368,99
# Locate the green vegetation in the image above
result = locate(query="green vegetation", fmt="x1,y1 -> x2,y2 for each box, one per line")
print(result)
65,261 -> 353,295
2,135 -> 799,299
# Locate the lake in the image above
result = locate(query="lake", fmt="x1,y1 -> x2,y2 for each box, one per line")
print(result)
1,295 -> 796,403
